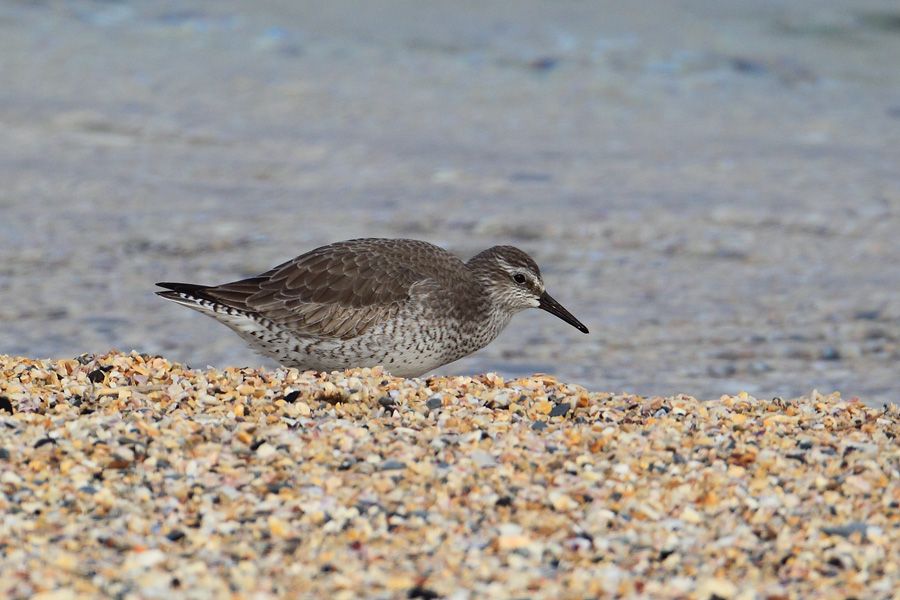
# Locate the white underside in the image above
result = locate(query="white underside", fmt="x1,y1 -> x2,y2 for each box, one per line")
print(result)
163,292 -> 480,377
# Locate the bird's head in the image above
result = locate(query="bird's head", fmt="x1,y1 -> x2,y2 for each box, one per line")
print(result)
467,245 -> 589,334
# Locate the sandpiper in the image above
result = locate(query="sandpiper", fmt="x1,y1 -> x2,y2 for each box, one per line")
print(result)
156,238 -> 588,377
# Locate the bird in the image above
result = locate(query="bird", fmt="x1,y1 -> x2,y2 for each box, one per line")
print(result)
156,238 -> 588,377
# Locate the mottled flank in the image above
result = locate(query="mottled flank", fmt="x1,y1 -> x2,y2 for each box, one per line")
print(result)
157,238 -> 587,377
1,351 -> 898,599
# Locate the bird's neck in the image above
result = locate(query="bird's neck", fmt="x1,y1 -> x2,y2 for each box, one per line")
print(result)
469,282 -> 516,341
450,260 -> 514,341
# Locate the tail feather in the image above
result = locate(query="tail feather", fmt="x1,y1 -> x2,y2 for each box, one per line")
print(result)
155,281 -> 212,303
155,281 -> 226,309
156,281 -> 211,295
156,281 -> 288,356
156,279 -> 265,310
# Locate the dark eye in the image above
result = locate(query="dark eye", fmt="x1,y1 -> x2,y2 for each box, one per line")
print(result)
513,273 -> 527,285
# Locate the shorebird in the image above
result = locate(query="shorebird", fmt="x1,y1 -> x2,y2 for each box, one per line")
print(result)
156,238 -> 588,377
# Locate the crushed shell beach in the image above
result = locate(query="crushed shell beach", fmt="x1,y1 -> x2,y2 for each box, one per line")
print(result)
1,352 -> 898,599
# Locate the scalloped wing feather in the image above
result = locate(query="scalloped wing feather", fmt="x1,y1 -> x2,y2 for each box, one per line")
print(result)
200,239 -> 462,340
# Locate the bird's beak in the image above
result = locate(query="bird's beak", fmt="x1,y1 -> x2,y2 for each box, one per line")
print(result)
538,291 -> 589,334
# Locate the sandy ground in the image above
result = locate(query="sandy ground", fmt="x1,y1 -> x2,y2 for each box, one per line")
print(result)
1,1 -> 899,404
1,352 -> 898,599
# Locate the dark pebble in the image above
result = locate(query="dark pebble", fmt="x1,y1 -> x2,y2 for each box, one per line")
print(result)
250,439 -> 266,452
166,529 -> 186,542
380,460 -> 406,471
0,396 -> 12,413
78,485 -> 98,494
658,548 -> 676,561
407,586 -> 440,599
426,396 -> 443,410
356,500 -> 384,514
87,367 -> 110,384
0,448 -> 10,460
531,421 -> 548,431
283,390 -> 301,403
495,496 -> 514,507
822,522 -> 869,539
379,396 -> 397,410
316,392 -> 345,405
549,402 -> 571,418
33,437 -> 56,449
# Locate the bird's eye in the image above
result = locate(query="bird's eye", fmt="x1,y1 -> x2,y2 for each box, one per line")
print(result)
513,273 -> 527,285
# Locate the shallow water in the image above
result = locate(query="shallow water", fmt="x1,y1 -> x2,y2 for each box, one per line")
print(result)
1,1 -> 898,404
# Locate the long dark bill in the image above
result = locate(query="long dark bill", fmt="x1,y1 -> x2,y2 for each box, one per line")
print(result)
538,291 -> 589,334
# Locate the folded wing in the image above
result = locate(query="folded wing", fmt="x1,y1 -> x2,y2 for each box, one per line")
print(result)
199,239 -> 444,340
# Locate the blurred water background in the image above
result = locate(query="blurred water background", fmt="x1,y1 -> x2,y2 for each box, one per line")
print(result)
1,1 -> 898,404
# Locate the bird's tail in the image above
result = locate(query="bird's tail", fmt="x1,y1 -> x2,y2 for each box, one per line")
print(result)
155,282 -> 217,308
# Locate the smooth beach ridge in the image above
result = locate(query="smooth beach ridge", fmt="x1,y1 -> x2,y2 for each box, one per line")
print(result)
1,352 -> 898,599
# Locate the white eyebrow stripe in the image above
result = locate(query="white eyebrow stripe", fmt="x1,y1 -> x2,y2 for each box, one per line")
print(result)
496,258 -> 515,272
497,258 -> 542,288
497,258 -> 532,276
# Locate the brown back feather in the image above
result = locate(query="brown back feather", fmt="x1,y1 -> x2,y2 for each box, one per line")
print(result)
202,238 -> 468,340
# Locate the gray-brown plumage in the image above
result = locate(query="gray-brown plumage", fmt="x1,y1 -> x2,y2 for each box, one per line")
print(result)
156,238 -> 587,377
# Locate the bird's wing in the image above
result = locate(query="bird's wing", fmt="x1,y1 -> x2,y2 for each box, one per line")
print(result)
202,239 -> 446,340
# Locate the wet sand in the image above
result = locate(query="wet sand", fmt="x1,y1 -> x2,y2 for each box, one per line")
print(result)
0,1 -> 898,404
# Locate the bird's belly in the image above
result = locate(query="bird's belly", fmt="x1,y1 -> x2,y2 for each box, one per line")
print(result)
293,327 -> 468,377
221,302 -> 504,377
256,318 -> 481,377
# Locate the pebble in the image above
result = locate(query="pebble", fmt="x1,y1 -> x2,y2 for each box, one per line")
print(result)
549,402 -> 571,417
470,450 -> 496,468
380,460 -> 406,471
0,351 -> 897,599
822,522 -> 870,539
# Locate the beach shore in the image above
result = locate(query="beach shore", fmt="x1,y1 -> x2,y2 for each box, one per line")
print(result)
1,351 -> 897,598
2,1 -> 899,405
